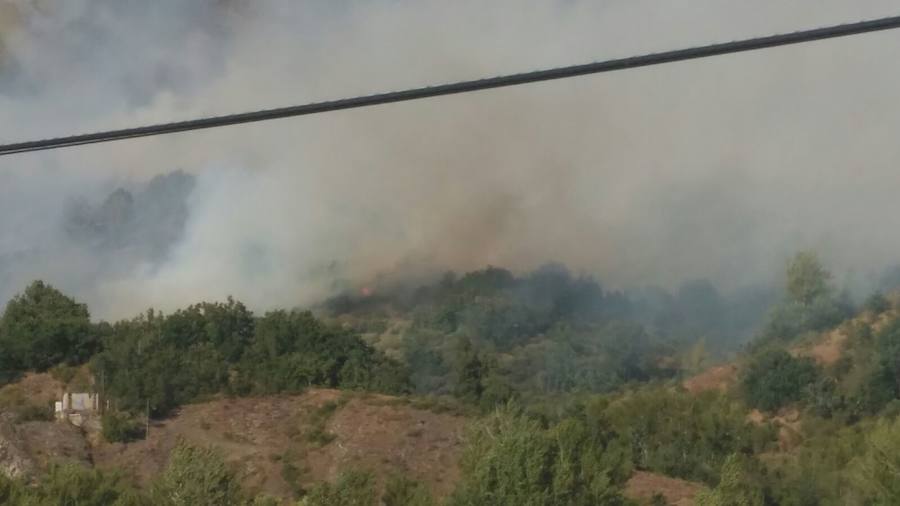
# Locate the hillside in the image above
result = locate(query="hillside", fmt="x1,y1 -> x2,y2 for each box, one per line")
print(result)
92,390 -> 466,500
7,256 -> 900,504
1,379 -> 706,504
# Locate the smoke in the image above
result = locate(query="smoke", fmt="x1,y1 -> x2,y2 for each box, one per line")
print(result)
2,0 -> 900,319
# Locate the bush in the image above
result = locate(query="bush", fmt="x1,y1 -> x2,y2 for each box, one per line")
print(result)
16,402 -> 54,422
603,388 -> 771,484
449,404 -> 629,506
741,350 -> 820,412
300,470 -> 375,506
849,417 -> 900,503
152,442 -> 244,506
382,474 -> 435,506
864,292 -> 890,314
25,463 -> 145,506
102,412 -> 145,443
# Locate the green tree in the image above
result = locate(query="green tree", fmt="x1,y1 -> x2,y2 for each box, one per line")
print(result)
0,280 -> 94,372
694,454 -> 764,506
741,349 -> 819,412
449,404 -> 628,506
602,388 -> 769,484
786,252 -> 832,306
102,411 -> 145,443
453,337 -> 484,403
25,463 -> 147,506
865,292 -> 891,314
849,417 -> 900,504
151,442 -> 243,506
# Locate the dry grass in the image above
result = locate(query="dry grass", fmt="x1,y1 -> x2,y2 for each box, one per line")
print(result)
682,364 -> 738,394
90,389 -> 466,500
624,470 -> 706,506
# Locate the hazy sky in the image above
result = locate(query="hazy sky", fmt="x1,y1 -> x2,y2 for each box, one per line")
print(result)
1,0 -> 900,318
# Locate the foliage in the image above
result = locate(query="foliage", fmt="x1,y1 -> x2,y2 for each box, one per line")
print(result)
92,302 -> 409,417
864,292 -> 891,314
786,251 -> 832,306
4,463 -> 147,506
448,404 -> 629,506
848,417 -> 900,505
741,349 -> 820,412
304,401 -> 339,447
102,411 -> 145,443
0,281 -> 95,379
299,470 -> 376,506
694,454 -> 764,506
602,388 -> 772,484
151,442 -> 244,506
382,474 -> 436,506
755,253 -> 851,347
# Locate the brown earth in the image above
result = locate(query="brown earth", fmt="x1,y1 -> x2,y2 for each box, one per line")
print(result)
91,389 -> 467,500
624,470 -> 706,506
682,364 -> 738,394
0,414 -> 91,481
0,372 -> 65,408
748,408 -> 802,451
792,327 -> 847,366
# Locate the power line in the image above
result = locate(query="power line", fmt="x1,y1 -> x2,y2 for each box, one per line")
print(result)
2,14 -> 900,157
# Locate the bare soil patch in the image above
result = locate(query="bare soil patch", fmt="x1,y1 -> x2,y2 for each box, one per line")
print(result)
91,389 -> 466,500
682,364 -> 738,394
624,470 -> 705,505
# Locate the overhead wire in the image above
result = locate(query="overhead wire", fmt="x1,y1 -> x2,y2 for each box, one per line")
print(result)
2,14 -> 900,156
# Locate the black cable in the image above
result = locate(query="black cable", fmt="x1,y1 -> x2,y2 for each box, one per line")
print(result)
2,14 -> 900,156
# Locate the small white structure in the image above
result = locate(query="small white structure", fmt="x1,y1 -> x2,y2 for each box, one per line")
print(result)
55,392 -> 100,427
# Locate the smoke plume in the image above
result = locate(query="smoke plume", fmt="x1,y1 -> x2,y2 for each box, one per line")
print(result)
2,0 -> 900,318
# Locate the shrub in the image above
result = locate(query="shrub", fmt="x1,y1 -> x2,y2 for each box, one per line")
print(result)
102,412 -> 145,443
300,470 -> 375,506
741,350 -> 819,412
864,292 -> 890,314
151,442 -> 244,506
382,474 -> 435,506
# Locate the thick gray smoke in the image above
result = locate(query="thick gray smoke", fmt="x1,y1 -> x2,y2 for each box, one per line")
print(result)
1,0 -> 900,319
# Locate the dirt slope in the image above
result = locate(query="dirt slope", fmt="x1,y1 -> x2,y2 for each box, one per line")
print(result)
683,364 -> 738,394
0,413 -> 91,481
91,390 -> 466,500
624,470 -> 705,505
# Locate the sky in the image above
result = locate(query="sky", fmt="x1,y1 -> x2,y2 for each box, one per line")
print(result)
1,0 -> 900,319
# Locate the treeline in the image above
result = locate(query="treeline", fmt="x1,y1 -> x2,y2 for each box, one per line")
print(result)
326,264 -> 774,405
0,282 -> 410,418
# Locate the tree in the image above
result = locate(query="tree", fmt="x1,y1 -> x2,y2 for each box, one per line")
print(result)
151,442 -> 243,506
864,292 -> 891,314
27,463 -> 147,506
602,388 -> 768,485
453,337 -> 485,403
0,280 -> 94,372
694,454 -> 764,506
449,404 -> 628,506
786,252 -> 832,306
741,349 -> 819,412
849,417 -> 900,504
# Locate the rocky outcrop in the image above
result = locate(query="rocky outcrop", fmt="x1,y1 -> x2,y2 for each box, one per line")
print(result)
0,414 -> 37,480
0,413 -> 92,482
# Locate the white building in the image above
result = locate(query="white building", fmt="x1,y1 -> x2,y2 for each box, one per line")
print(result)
55,392 -> 100,427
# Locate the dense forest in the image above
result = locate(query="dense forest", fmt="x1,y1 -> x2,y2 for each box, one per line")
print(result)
4,252 -> 900,504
